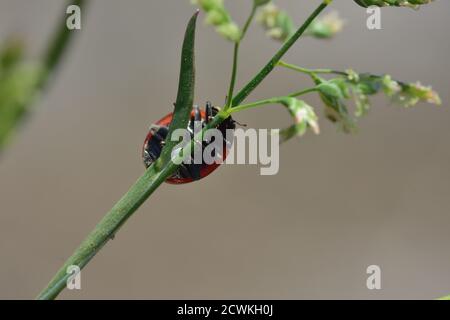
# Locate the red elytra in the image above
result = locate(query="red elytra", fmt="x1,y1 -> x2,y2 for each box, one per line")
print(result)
142,105 -> 235,184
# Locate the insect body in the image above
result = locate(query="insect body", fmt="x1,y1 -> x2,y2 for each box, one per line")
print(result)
142,102 -> 235,184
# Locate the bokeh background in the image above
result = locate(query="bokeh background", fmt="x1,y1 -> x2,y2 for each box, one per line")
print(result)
0,0 -> 449,299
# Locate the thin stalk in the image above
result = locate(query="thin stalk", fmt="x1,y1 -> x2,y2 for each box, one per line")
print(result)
37,161 -> 176,300
37,157 -> 176,299
277,60 -> 344,76
241,4 -> 256,38
225,44 -> 240,110
278,60 -> 408,86
230,88 -> 318,114
229,98 -> 283,114
37,1 -> 332,300
288,87 -> 319,98
231,1 -> 331,108
225,4 -> 257,110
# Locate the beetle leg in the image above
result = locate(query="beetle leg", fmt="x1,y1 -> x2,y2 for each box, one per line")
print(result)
194,104 -> 201,122
186,105 -> 202,180
153,126 -> 169,143
233,119 -> 247,127
205,101 -> 213,125
188,162 -> 202,181
178,163 -> 192,179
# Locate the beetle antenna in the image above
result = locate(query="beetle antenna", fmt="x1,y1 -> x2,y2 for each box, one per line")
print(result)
233,120 -> 247,127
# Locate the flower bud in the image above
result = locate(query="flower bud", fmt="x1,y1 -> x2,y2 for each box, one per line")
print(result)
257,3 -> 295,41
217,22 -> 241,42
191,0 -> 241,42
306,12 -> 345,39
205,9 -> 228,25
394,82 -> 441,107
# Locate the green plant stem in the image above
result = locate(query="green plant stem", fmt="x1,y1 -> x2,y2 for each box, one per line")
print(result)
37,1 -> 332,300
229,88 -> 318,114
37,164 -> 175,300
230,98 -> 284,114
36,114 -> 224,300
0,0 -> 86,153
231,1 -> 331,108
225,4 -> 257,110
278,60 -> 409,87
288,87 -> 319,98
225,44 -> 240,109
277,60 -> 344,76
37,157 -> 177,300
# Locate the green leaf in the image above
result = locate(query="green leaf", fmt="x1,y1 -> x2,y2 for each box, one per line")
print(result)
159,11 -> 198,166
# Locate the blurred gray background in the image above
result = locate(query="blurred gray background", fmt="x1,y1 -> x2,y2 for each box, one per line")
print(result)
0,0 -> 449,299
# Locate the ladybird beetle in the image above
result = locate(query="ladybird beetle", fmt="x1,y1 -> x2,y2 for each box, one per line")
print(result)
142,102 -> 236,184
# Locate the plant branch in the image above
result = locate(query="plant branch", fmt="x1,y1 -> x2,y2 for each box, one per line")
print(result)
225,43 -> 240,110
231,1 -> 332,108
225,4 -> 257,110
288,87 -> 319,98
278,60 -> 409,87
277,60 -> 345,76
229,88 -> 318,114
230,98 -> 285,114
37,159 -> 177,300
